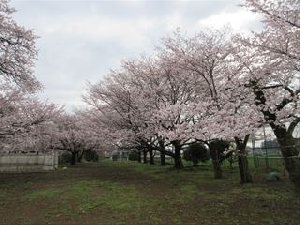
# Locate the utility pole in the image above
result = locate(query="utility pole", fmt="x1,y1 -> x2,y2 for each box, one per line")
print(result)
263,126 -> 270,172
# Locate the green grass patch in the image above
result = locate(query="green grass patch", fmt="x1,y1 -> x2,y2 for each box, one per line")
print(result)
179,184 -> 198,203
67,180 -> 148,213
26,189 -> 63,200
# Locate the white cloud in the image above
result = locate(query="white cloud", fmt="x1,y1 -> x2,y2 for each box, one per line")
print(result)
163,13 -> 184,32
39,12 -> 190,58
198,9 -> 259,32
41,17 -> 152,55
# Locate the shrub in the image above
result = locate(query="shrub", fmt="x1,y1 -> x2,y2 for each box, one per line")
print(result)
183,142 -> 210,165
209,139 -> 230,162
128,150 -> 139,161
84,150 -> 99,162
60,152 -> 72,165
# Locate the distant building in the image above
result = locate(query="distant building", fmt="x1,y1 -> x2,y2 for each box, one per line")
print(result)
111,149 -> 130,161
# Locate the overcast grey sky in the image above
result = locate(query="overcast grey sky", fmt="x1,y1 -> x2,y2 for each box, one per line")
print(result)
10,0 -> 261,112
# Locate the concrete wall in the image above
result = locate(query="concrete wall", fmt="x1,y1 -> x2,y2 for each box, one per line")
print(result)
0,152 -> 58,172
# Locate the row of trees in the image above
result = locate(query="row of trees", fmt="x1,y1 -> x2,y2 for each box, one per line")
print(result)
82,0 -> 300,192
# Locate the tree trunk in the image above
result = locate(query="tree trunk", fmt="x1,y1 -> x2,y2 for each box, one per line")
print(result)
209,146 -> 223,179
158,138 -> 166,166
172,140 -> 183,170
252,82 -> 300,192
238,155 -> 253,183
137,150 -> 141,163
76,150 -> 84,163
149,149 -> 154,165
272,128 -> 300,194
143,150 -> 148,164
71,152 -> 76,165
160,153 -> 166,166
235,136 -> 253,183
282,156 -> 300,194
212,159 -> 222,179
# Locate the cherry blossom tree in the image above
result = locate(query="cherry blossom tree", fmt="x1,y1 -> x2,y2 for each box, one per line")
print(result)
84,61 -> 158,164
158,28 -> 257,179
123,55 -> 213,169
84,55 -> 198,168
238,0 -> 300,191
0,0 -> 40,91
0,86 -> 62,153
53,111 -> 102,165
76,108 -> 124,157
0,0 -> 52,154
0,86 -> 59,138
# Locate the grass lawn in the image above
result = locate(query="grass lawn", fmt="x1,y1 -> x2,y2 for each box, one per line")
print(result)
0,160 -> 299,225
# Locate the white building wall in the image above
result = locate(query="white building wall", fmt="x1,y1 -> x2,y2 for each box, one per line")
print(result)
0,151 -> 58,172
